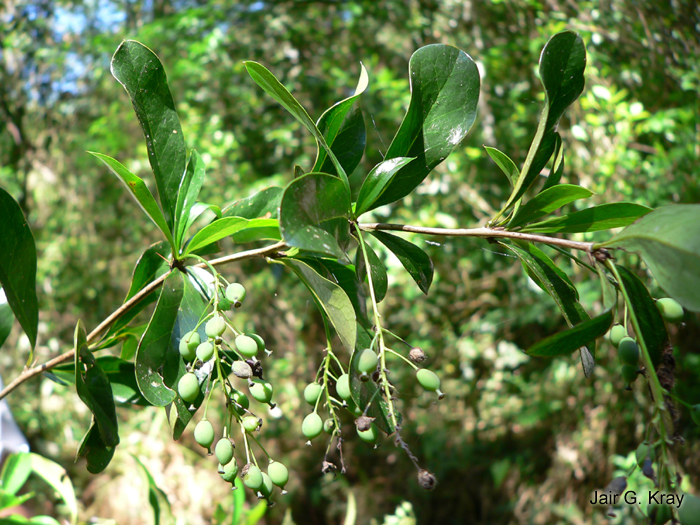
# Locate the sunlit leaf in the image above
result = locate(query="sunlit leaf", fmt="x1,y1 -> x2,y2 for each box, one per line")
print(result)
184,217 -> 249,255
484,146 -> 518,188
509,184 -> 594,229
133,455 -> 173,525
174,151 -> 206,251
354,157 -> 415,217
28,453 -> 78,525
520,202 -> 651,233
222,187 -> 283,220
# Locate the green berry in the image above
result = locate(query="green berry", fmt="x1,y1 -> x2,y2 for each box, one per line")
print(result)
242,464 -> 263,490
215,438 -> 234,465
249,380 -> 273,404
226,283 -> 246,307
242,416 -> 259,433
679,494 -> 700,525
323,418 -> 335,435
657,297 -> 684,324
260,472 -> 273,498
336,374 -> 352,401
219,460 -> 238,483
635,442 -> 654,467
206,316 -> 227,338
621,364 -> 638,385
609,324 -> 627,348
617,337 -> 640,366
235,335 -> 258,358
358,422 -> 379,443
178,373 -> 200,403
692,405 -> 700,426
179,331 -> 200,361
357,348 -> 378,374
196,341 -> 215,362
304,383 -> 323,406
416,369 -> 445,398
302,413 -> 323,440
268,461 -> 289,488
231,390 -> 250,416
194,420 -> 215,450
249,333 -> 266,354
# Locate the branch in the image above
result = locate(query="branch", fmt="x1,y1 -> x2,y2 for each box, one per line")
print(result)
0,241 -> 287,401
357,223 -> 594,252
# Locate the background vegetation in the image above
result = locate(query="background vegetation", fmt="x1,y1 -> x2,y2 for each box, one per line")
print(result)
1,0 -> 699,523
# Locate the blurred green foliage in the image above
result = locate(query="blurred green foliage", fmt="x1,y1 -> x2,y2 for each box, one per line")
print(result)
1,1 -> 699,524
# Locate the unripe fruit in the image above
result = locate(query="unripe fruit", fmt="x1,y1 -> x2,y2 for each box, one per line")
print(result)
196,341 -> 215,362
617,337 -> 640,366
242,416 -> 260,433
608,324 -> 627,348
219,460 -> 238,482
649,502 -> 672,524
215,438 -> 234,465
260,472 -> 273,498
194,420 -> 215,450
358,422 -> 378,443
179,331 -> 200,361
230,390 -> 250,416
656,297 -> 684,323
621,364 -> 638,385
304,383 -> 323,406
302,413 -> 323,440
336,374 -> 352,401
235,335 -> 258,358
417,369 -> 445,399
178,373 -> 200,402
249,380 -> 273,404
242,464 -> 263,490
635,442 -> 655,467
692,405 -> 700,426
206,316 -> 227,338
679,494 -> 700,525
357,349 -> 378,373
218,297 -> 232,311
226,283 -> 246,308
249,333 -> 266,354
323,418 -> 335,435
268,461 -> 289,489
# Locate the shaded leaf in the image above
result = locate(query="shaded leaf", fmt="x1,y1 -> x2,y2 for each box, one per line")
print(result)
0,188 -> 38,350
370,44 -> 480,209
0,288 -> 14,349
599,204 -> 700,312
222,187 -> 283,220
279,173 -> 351,259
521,202 -> 651,233
484,146 -> 518,187
111,40 -> 186,229
525,308 -> 613,357
174,151 -> 206,252
509,184 -> 593,229
369,231 -> 433,294
354,157 -> 415,217
542,134 -> 564,190
355,239 -> 388,303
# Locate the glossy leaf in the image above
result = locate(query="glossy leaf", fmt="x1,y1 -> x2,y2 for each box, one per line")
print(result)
244,61 -> 349,190
312,64 -> 368,176
521,202 -> 651,233
230,219 -> 281,244
525,308 -> 613,357
484,146 -> 519,187
279,173 -> 352,258
76,424 -> 115,475
354,157 -> 415,217
370,231 -> 433,294
174,151 -> 206,251
370,44 -> 480,209
222,187 -> 283,219
542,135 -> 565,190
135,271 -> 183,407
0,288 -> 14,349
0,188 -> 38,350
615,265 -> 668,368
280,259 -> 356,352
499,32 -> 586,215
89,152 -> 174,249
599,204 -> 700,312
350,326 -> 396,434
0,452 -> 32,496
179,202 -> 222,249
111,40 -> 186,230
509,184 -> 593,229
184,217 -> 248,255
28,453 -> 78,525
355,239 -> 388,303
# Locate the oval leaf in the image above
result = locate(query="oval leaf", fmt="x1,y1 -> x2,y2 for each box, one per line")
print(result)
222,187 -> 283,220
354,157 -> 415,217
526,308 -> 613,357
484,146 -> 519,188
184,217 -> 249,255
369,231 -> 433,294
0,287 -> 14,349
521,202 -> 651,233
509,184 -> 594,229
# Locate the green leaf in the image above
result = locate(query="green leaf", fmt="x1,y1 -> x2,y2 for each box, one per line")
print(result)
0,453 -> 32,496
280,259 -> 356,352
88,152 -> 174,249
596,262 -> 618,311
509,184 -> 594,229
132,455 -> 173,525
135,271 -> 184,406
174,151 -> 206,252
232,477 -> 245,525
354,157 -> 415,217
615,266 -> 668,368
520,202 -> 652,233
0,188 -> 38,350
525,308 -> 613,357
76,424 -> 115,475
369,231 -> 433,294
28,453 -> 78,525
598,204 -> 700,312
355,239 -> 388,303
244,61 -> 349,190
222,187 -> 283,219
111,40 -> 186,230
484,146 -> 519,188
542,135 -> 565,190
499,32 -> 586,216
0,288 -> 14,349
230,219 -> 281,244
349,326 -> 396,435
279,173 -> 351,259
312,64 -> 368,176
370,44 -> 479,209
184,217 -> 249,255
